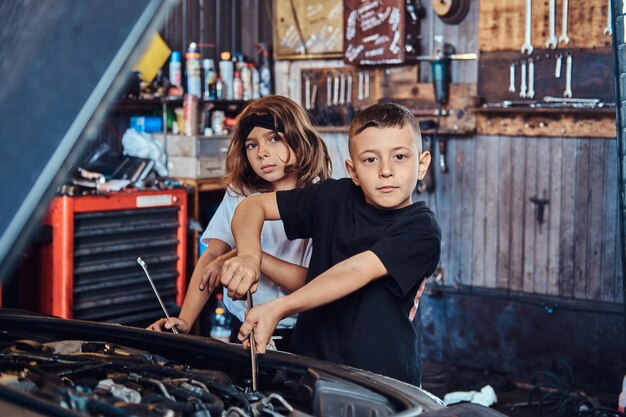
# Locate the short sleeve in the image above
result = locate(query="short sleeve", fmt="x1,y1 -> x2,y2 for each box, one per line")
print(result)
276,181 -> 327,240
200,189 -> 242,248
370,214 -> 441,297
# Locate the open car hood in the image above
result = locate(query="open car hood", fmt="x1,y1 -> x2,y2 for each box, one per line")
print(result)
0,0 -> 174,279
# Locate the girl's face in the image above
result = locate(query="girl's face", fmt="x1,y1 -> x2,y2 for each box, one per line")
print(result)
244,126 -> 297,191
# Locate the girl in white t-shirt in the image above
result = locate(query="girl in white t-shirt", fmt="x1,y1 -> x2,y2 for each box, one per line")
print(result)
148,96 -> 331,349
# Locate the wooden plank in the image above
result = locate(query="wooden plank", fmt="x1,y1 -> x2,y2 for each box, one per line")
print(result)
523,137 -> 537,292
444,0 -> 479,83
574,139 -> 590,298
478,49 -> 615,104
497,137 -> 512,289
546,138 -> 563,296
475,111 -> 617,139
484,136 -> 499,288
586,139 -> 606,300
471,137 -> 488,287
509,137 -> 526,291
559,139 -> 577,297
602,139 -> 619,302
478,0 -> 612,52
460,138 -> 475,286
436,137 -> 453,281
533,138 -> 551,294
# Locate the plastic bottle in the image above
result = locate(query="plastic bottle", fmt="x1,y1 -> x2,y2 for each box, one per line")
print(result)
251,63 -> 260,100
185,42 -> 202,98
240,63 -> 252,101
202,58 -> 217,100
219,51 -> 234,100
209,293 -> 232,343
259,48 -> 272,97
233,70 -> 243,100
169,51 -> 182,88
215,76 -> 224,100
617,375 -> 626,413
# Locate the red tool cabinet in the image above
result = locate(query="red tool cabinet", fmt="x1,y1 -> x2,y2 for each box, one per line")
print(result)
39,189 -> 187,326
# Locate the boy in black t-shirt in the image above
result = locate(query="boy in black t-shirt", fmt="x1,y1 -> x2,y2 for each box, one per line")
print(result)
220,103 -> 441,386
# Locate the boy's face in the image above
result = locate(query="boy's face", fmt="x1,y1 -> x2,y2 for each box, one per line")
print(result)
345,125 -> 431,210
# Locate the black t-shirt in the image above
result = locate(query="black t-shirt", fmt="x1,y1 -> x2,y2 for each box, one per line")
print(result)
276,178 -> 441,385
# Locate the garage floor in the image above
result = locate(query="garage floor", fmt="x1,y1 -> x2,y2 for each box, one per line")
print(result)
421,362 -> 620,417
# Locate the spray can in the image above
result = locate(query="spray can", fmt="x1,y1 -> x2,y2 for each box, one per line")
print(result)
259,48 -> 272,97
233,70 -> 243,100
185,42 -> 202,98
251,64 -> 260,100
219,51 -> 234,100
169,51 -> 182,88
202,59 -> 217,100
240,63 -> 252,101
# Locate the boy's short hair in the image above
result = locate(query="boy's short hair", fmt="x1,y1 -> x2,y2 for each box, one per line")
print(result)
348,103 -> 422,156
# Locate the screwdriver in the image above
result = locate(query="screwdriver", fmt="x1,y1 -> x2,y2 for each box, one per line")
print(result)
246,290 -> 258,391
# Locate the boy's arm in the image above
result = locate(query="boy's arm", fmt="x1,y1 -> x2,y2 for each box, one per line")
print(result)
238,250 -> 388,352
220,193 -> 281,300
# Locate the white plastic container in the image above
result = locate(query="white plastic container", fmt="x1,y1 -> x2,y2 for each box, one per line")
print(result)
219,51 -> 234,100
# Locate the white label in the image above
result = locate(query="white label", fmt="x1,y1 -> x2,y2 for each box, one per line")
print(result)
136,194 -> 173,208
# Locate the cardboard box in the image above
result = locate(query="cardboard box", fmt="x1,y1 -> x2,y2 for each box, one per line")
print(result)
154,134 -> 230,179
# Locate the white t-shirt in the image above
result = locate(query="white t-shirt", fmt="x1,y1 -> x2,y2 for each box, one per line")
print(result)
200,188 -> 311,328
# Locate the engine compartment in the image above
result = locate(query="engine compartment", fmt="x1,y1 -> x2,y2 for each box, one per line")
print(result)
0,337 -> 401,417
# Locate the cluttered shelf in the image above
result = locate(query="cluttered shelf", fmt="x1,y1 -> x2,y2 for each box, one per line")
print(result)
113,97 -> 250,112
475,106 -> 616,115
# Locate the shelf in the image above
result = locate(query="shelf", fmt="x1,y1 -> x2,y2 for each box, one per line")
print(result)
475,106 -> 616,115
112,97 -> 251,112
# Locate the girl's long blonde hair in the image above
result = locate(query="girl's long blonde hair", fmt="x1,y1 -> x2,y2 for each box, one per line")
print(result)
222,95 -> 332,195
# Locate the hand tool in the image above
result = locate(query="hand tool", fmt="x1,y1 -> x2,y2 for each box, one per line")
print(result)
527,58 -> 535,99
521,0 -> 533,55
564,52 -> 573,98
519,60 -> 527,98
546,0 -> 557,48
509,63 -> 516,93
559,0 -> 570,45
137,257 -> 178,334
555,54 -> 562,78
246,290 -> 258,391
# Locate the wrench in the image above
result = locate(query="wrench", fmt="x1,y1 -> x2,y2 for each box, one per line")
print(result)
519,60 -> 528,98
604,0 -> 612,36
555,54 -> 562,78
339,72 -> 346,105
347,73 -> 353,104
527,58 -> 535,99
546,0 -> 557,48
521,0 -> 534,54
509,63 -> 516,93
326,74 -> 332,107
364,71 -> 370,98
559,0 -> 570,45
357,72 -> 364,101
564,52 -> 573,98
304,74 -> 311,110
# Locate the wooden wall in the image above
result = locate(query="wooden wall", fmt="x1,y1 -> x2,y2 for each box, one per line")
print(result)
424,135 -> 623,304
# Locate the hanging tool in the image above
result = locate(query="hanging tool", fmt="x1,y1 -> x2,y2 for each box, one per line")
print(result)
137,257 -> 178,334
432,0 -> 470,25
416,36 -> 477,172
246,290 -> 258,392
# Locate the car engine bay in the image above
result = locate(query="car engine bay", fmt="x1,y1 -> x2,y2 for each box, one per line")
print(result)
0,335 -> 408,417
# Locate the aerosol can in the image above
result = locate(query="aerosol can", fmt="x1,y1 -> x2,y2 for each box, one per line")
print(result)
185,42 -> 201,98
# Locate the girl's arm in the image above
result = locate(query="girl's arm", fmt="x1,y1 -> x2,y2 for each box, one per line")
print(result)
147,239 -> 231,333
238,250 -> 388,352
200,249 -> 307,294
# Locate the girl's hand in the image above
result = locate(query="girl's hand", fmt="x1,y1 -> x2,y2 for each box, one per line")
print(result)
199,254 -> 226,292
238,301 -> 282,354
220,255 -> 260,300
146,317 -> 190,334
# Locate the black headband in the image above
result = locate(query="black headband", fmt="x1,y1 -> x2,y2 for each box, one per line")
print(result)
239,114 -> 284,140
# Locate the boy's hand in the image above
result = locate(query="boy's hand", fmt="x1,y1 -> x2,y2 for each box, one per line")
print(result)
238,301 -> 282,354
220,255 -> 260,300
199,254 -> 227,292
146,317 -> 190,334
